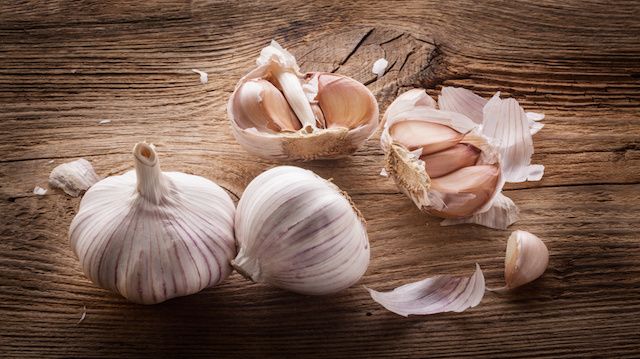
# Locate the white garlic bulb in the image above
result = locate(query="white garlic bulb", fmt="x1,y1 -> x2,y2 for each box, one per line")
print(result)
232,166 -> 370,295
227,40 -> 379,161
69,143 -> 236,304
381,88 -> 544,229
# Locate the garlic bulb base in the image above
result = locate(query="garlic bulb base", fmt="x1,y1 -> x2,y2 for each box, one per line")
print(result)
385,144 -> 431,209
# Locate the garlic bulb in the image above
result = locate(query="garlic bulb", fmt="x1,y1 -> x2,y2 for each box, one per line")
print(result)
69,143 -> 236,304
232,166 -> 370,295
228,40 -> 379,161
381,87 -> 545,229
503,230 -> 549,290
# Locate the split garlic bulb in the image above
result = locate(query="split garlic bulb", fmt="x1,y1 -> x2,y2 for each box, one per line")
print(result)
69,143 -> 236,304
227,40 -> 379,161
381,88 -> 545,229
232,166 -> 370,295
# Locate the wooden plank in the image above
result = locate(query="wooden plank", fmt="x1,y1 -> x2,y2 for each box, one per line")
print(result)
1,0 -> 639,357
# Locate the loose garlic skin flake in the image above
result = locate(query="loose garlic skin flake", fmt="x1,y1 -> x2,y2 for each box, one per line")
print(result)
69,143 -> 236,304
232,166 -> 370,295
228,41 -> 379,161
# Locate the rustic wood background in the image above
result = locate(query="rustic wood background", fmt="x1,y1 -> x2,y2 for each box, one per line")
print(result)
1,0 -> 639,357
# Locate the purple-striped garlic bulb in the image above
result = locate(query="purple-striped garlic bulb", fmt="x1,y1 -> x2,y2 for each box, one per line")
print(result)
69,143 -> 236,304
232,166 -> 370,295
227,40 -> 379,161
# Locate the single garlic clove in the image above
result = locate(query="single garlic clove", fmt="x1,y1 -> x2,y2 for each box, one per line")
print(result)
389,120 -> 464,153
234,79 -> 301,132
504,230 -> 549,289
48,158 -> 101,197
232,166 -> 370,295
316,73 -> 376,130
420,144 -> 481,178
69,143 -> 236,304
429,165 -> 500,217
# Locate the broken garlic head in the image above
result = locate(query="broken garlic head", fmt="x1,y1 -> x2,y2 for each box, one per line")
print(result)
228,40 -> 379,161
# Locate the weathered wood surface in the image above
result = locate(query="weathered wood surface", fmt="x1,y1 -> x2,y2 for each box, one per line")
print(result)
1,0 -> 639,357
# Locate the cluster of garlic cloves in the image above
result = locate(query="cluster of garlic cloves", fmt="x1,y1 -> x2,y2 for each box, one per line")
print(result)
228,40 -> 379,160
69,143 -> 236,304
381,87 -> 544,229
232,166 -> 370,295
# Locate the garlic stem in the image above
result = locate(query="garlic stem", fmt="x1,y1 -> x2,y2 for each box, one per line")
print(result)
274,70 -> 317,131
231,250 -> 262,282
133,143 -> 168,205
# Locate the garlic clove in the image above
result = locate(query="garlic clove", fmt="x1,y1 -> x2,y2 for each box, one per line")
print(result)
389,120 -> 464,153
234,79 -> 301,132
69,142 -> 236,304
504,230 -> 549,290
232,166 -> 370,295
316,73 -> 376,130
429,165 -> 500,217
420,144 -> 480,178
441,192 -> 519,230
367,264 -> 485,317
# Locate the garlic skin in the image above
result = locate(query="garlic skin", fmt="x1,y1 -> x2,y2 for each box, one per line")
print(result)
228,40 -> 379,161
232,166 -> 370,295
503,230 -> 549,290
69,143 -> 236,304
381,88 -> 544,229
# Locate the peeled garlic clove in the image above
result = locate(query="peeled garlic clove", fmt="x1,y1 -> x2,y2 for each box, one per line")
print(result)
232,166 -> 370,295
367,264 -> 485,317
389,120 -> 464,153
49,158 -> 100,197
234,79 -> 301,132
421,144 -> 480,178
69,143 -> 236,304
504,230 -> 549,290
227,41 -> 379,161
316,73 -> 376,130
430,165 -> 499,217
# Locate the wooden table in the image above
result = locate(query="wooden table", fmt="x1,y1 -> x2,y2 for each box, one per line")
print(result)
1,1 -> 639,357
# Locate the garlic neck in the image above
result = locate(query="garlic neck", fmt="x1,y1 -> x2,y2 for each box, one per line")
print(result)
231,250 -> 262,283
133,142 -> 168,204
273,69 -> 317,132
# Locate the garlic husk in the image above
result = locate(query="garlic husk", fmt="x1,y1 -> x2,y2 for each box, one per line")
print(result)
499,230 -> 549,290
367,264 -> 485,317
227,41 -> 379,161
381,87 -> 544,229
69,143 -> 236,304
232,166 -> 370,295
49,158 -> 100,197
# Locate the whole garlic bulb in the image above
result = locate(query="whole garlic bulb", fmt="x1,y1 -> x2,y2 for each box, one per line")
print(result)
227,40 -> 379,161
232,166 -> 370,295
69,143 -> 236,304
381,88 -> 545,229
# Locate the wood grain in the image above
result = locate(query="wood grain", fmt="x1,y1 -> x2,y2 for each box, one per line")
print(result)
1,0 -> 639,358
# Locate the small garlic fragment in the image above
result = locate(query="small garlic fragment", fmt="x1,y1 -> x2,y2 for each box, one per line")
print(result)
232,166 -> 370,295
33,186 -> 47,196
371,58 -> 388,77
49,159 -> 100,197
502,230 -> 549,290
69,143 -> 236,304
191,69 -> 208,84
228,40 -> 379,160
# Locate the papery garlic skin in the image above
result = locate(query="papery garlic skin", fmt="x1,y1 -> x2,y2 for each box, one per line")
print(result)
504,230 -> 549,289
232,166 -> 370,295
381,87 -> 544,229
228,41 -> 379,161
69,143 -> 236,304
